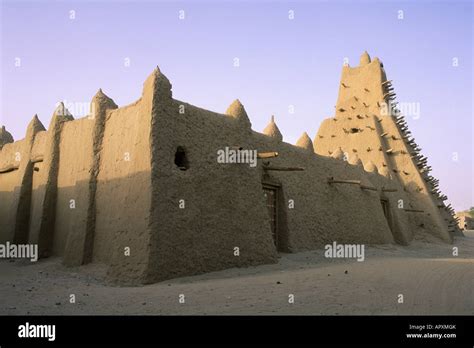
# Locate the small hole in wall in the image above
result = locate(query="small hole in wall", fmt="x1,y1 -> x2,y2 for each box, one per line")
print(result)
174,146 -> 189,171
350,128 -> 360,133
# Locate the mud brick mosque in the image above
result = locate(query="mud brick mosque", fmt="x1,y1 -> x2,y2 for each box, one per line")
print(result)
0,52 -> 462,285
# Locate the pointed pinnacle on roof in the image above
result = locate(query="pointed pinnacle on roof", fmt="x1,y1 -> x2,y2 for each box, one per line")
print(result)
331,147 -> 344,160
28,114 -> 45,131
349,153 -> 363,167
142,65 -> 173,100
360,51 -> 371,66
92,88 -> 118,111
49,102 -> 74,129
296,132 -> 313,151
363,160 -> 377,173
378,165 -> 391,178
225,99 -> 252,129
25,114 -> 46,140
262,115 -> 282,141
53,102 -> 72,117
0,124 -> 14,146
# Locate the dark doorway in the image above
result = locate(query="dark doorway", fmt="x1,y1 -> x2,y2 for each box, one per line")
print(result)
263,185 -> 278,249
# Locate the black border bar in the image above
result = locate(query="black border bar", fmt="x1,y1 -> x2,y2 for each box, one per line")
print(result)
0,315 -> 473,345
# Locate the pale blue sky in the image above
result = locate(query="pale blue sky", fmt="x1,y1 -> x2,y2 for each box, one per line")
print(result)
0,0 -> 472,210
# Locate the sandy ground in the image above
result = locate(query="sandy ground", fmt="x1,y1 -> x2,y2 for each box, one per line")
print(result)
1,231 -> 473,315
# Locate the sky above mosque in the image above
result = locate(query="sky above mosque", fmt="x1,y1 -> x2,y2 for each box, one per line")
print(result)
0,0 -> 472,210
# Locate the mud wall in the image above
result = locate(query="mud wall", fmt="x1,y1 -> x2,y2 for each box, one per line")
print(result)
94,85 -> 155,285
0,139 -> 29,242
144,69 -> 278,283
0,169 -> 20,243
53,119 -> 94,256
253,133 -> 396,249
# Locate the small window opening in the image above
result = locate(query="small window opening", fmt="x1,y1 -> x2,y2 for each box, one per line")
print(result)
350,128 -> 360,133
174,146 -> 189,171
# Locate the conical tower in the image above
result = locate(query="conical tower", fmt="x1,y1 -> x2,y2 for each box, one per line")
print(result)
314,52 -> 458,242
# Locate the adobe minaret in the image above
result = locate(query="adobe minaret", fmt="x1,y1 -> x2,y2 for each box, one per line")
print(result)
314,51 -> 461,241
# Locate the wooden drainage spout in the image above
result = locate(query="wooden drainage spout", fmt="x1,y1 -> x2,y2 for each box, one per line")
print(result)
360,184 -> 378,191
404,208 -> 425,213
264,165 -> 304,171
257,152 -> 279,159
0,164 -> 20,173
327,177 -> 361,185
230,149 -> 279,159
31,155 -> 44,163
327,177 -> 377,191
